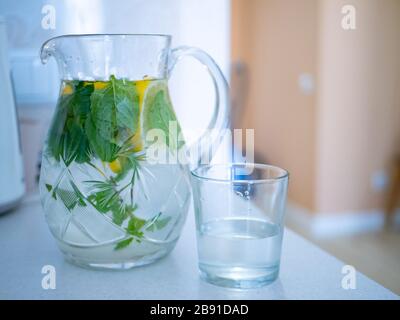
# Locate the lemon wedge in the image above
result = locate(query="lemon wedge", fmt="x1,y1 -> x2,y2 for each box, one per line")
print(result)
94,81 -> 107,90
130,78 -> 152,152
109,158 -> 122,174
62,82 -> 73,95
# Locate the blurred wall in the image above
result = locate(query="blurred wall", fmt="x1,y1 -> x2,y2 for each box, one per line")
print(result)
232,0 -> 318,210
232,0 -> 400,214
316,0 -> 400,213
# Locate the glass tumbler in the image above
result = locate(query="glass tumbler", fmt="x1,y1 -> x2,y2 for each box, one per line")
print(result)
191,163 -> 289,288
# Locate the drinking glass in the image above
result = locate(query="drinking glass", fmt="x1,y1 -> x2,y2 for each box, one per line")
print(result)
191,163 -> 289,288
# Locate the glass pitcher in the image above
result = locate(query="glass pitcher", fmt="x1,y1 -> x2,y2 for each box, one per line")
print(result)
39,34 -> 229,269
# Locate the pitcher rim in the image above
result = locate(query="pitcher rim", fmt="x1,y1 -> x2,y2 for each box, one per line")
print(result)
191,163 -> 289,184
40,33 -> 172,64
42,33 -> 172,44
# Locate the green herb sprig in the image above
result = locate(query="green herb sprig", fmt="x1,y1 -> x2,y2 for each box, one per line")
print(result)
44,76 -> 178,251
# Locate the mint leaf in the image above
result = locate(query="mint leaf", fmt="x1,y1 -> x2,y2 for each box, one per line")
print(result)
86,77 -> 139,162
47,93 -> 71,162
154,216 -> 171,229
85,179 -> 135,230
71,82 -> 93,119
62,121 -> 90,165
70,180 -> 87,207
111,203 -> 134,226
54,185 -> 87,212
48,77 -> 141,164
146,214 -> 171,232
114,237 -> 134,250
142,88 -> 183,150
86,180 -> 120,213
126,215 -> 146,238
111,76 -> 139,136
46,81 -> 93,165
88,83 -> 116,144
85,114 -> 120,162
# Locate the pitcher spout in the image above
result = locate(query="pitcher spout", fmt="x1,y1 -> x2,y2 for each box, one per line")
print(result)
40,37 -> 57,64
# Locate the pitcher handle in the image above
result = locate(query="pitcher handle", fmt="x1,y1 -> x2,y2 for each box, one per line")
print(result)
168,46 -> 230,167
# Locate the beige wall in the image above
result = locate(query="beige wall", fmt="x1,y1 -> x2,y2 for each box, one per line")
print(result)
231,0 -> 318,210
316,0 -> 400,213
232,0 -> 400,214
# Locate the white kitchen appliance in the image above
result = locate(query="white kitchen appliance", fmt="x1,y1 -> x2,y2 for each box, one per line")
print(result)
0,17 -> 25,213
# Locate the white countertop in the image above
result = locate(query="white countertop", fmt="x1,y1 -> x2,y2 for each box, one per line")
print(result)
0,195 -> 398,300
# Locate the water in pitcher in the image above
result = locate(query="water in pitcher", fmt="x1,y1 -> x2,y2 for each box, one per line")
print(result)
39,77 -> 191,268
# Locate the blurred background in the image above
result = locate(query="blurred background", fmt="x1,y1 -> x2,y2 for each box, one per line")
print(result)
0,0 -> 399,293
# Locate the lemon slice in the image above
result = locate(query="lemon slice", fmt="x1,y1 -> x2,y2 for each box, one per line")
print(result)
141,80 -> 182,151
62,82 -> 73,95
130,78 -> 151,152
94,81 -> 108,90
109,158 -> 122,173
